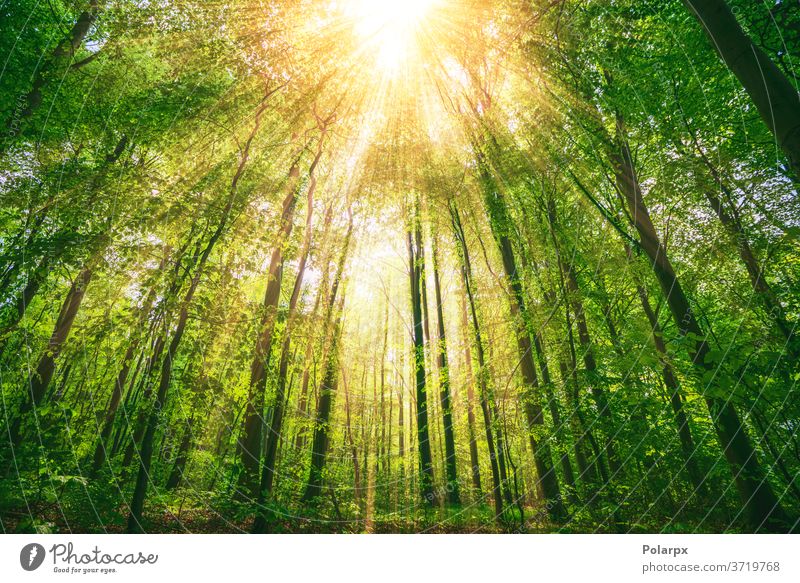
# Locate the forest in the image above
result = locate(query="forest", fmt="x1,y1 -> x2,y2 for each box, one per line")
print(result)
1,0 -> 799,534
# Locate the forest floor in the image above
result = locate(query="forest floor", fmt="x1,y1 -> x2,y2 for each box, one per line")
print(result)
1,500 -> 738,534
1,503 -> 527,534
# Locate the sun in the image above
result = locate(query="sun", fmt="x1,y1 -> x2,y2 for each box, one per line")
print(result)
345,0 -> 439,71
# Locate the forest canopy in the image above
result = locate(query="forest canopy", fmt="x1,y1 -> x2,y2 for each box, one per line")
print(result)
1,0 -> 799,534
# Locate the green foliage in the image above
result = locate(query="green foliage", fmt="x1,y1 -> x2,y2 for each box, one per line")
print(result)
0,0 -> 798,534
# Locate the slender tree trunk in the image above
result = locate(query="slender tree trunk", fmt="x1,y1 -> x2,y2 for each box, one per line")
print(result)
342,370 -> 362,507
634,278 -> 706,494
238,152 -> 306,496
91,254 -> 164,474
673,114 -> 795,346
545,197 -> 620,482
703,188 -> 794,347
407,202 -> 436,505
534,331 -> 577,493
126,88 -> 279,532
301,212 -> 353,502
450,201 -> 507,518
293,205 -> 334,451
121,332 -> 166,468
547,205 -> 622,486
252,179 -> 316,532
8,265 -> 93,450
302,302 -> 345,502
431,234 -> 461,505
379,298 -> 389,478
460,291 -> 483,496
165,418 -> 194,490
527,252 -> 585,495
476,159 -> 565,521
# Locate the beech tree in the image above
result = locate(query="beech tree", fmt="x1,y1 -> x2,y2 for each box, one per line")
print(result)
1,0 -> 798,534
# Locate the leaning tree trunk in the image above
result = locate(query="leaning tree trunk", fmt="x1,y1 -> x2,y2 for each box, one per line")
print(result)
7,264 -> 93,451
450,201 -> 509,518
683,0 -> 800,178
91,253 -> 164,474
532,330 -> 577,494
702,187 -> 795,348
293,204 -> 334,451
126,88 -> 278,533
631,268 -> 706,495
252,172 -> 317,532
0,134 -> 128,359
237,155 -> 304,496
611,113 -> 789,531
673,116 -> 796,348
477,158 -> 565,521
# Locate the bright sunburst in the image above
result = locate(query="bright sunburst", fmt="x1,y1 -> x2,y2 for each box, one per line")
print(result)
345,0 -> 439,71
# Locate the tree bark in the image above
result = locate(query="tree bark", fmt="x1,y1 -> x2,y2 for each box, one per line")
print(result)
611,113 -> 789,531
477,159 -> 565,521
8,265 -> 93,450
431,233 -> 461,505
237,151 -> 306,496
683,0 -> 800,178
460,291 -> 483,496
407,202 -> 436,505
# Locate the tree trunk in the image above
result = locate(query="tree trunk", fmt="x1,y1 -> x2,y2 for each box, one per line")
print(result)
407,202 -> 436,505
633,274 -> 706,494
477,159 -> 565,521
237,154 -> 305,496
683,0 -> 800,178
8,265 -> 93,450
91,254 -> 164,474
252,179 -> 316,532
301,212 -> 353,502
126,88 -> 278,532
460,291 -> 483,496
703,188 -> 794,347
301,303 -> 345,502
545,198 -> 620,482
165,418 -> 194,490
431,234 -> 461,505
450,201 -> 508,518
611,113 -> 789,531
